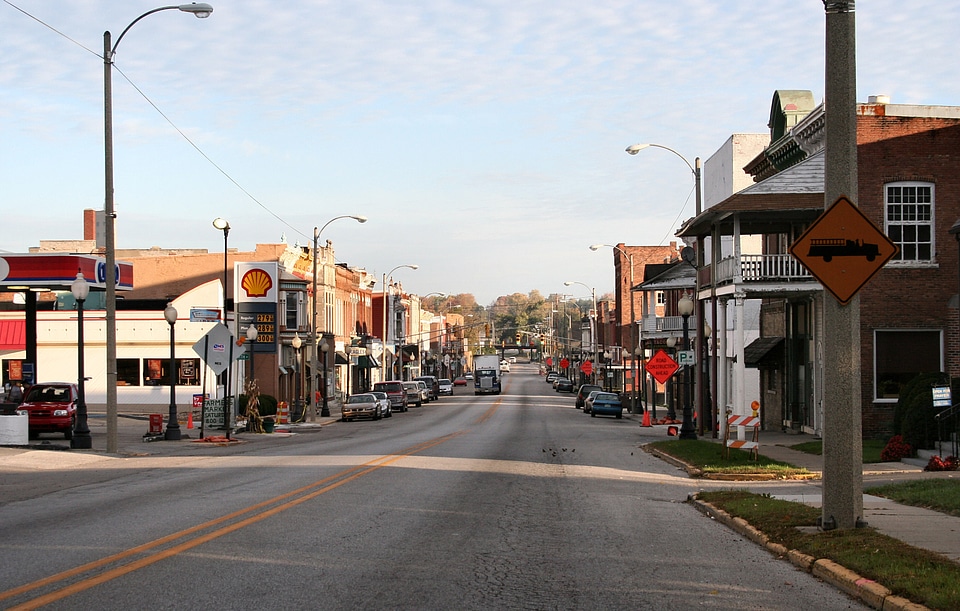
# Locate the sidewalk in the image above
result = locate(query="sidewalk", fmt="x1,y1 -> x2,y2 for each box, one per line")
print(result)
634,416 -> 960,566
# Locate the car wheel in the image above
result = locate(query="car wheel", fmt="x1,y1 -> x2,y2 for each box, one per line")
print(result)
387,409 -> 392,418
616,413 -> 622,419
64,427 -> 73,441
591,411 -> 596,417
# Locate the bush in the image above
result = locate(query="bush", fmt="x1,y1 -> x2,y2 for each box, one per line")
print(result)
880,435 -> 913,461
895,372 -> 948,451
239,393 -> 278,417
926,455 -> 960,471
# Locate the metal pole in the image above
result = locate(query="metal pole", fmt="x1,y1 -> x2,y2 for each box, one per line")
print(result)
71,287 -> 92,449
165,305 -> 180,441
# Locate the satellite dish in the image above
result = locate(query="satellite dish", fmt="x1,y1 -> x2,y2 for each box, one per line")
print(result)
680,246 -> 697,267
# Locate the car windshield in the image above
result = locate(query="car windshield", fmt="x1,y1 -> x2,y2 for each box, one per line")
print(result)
347,395 -> 374,404
24,386 -> 71,403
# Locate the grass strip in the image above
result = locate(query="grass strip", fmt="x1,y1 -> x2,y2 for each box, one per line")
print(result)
698,490 -> 960,610
869,479 -> 960,518
647,439 -> 811,477
789,439 -> 887,463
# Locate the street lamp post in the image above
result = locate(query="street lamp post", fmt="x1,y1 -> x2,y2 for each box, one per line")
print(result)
320,339 -> 330,418
312,216 -> 367,418
164,302 -> 181,441
590,243 -> 638,413
381,265 -> 419,381
292,333 -> 302,421
212,217 -> 231,432
678,294 -> 697,439
564,281 -> 597,384
103,3 -> 213,453
246,323 -> 258,386
70,272 -> 92,449
634,345 -> 644,415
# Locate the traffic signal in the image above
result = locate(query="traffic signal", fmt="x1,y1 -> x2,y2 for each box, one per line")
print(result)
515,332 -> 522,344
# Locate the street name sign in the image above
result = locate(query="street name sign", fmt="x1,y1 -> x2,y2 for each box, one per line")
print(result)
789,196 -> 899,305
645,349 -> 680,385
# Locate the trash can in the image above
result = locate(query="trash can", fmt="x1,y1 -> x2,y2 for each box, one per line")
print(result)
149,414 -> 163,434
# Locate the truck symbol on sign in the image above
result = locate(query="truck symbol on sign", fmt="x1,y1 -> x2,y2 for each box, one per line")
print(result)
807,238 -> 880,262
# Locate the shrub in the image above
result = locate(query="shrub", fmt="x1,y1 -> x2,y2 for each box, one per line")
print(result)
880,435 -> 913,462
239,393 -> 278,417
926,455 -> 960,471
895,372 -> 948,451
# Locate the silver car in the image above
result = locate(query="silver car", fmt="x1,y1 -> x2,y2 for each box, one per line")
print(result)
369,391 -> 393,418
438,378 -> 453,396
342,393 -> 382,421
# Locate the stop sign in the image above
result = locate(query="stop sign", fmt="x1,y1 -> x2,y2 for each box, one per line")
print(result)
580,360 -> 593,376
545,357 -> 553,367
560,358 -> 569,369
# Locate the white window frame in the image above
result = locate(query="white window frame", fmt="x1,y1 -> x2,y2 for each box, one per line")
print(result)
885,181 -> 935,266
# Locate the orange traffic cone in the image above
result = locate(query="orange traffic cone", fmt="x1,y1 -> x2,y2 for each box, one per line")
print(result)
641,410 -> 652,427
187,412 -> 194,429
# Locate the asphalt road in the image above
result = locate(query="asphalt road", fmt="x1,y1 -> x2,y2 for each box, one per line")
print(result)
0,363 -> 866,610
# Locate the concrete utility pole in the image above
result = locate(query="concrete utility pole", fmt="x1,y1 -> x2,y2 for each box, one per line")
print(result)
821,0 -> 864,531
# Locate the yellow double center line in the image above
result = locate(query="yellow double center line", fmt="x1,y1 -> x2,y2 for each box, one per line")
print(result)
3,431 -> 465,610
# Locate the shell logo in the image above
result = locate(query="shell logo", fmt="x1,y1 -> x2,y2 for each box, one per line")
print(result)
241,268 -> 273,298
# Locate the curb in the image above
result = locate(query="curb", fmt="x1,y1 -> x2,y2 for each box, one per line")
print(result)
688,494 -> 930,611
642,445 -> 819,480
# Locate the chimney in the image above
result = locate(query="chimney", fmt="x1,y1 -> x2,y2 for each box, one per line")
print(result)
83,209 -> 96,240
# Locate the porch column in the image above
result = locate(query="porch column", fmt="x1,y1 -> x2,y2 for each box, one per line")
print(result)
717,297 -> 728,424
734,291 -> 747,440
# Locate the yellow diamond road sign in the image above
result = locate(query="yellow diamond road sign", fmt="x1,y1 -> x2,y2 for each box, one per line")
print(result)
789,196 -> 899,305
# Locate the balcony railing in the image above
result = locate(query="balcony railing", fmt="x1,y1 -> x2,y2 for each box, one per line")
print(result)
641,315 -> 697,335
710,254 -> 813,286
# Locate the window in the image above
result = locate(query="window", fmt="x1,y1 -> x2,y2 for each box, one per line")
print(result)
655,291 -> 665,305
143,358 -> 201,387
874,330 -> 941,400
886,182 -> 934,263
117,359 -> 141,386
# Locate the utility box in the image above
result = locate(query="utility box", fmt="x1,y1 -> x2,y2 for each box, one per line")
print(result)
149,414 -> 163,434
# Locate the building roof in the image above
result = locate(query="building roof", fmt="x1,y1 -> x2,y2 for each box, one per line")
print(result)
634,261 -> 696,292
677,150 -> 825,238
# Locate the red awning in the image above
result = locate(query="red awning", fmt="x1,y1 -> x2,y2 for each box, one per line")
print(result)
0,319 -> 25,350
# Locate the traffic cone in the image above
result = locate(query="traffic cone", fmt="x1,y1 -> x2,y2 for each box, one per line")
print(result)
641,410 -> 652,427
187,412 -> 194,429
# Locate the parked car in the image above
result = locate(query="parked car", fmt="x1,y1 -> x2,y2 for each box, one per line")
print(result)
18,382 -> 78,440
583,390 -> 603,415
589,392 -> 623,418
403,382 -> 424,407
414,375 -> 440,401
453,377 -> 468,387
342,393 -> 382,421
546,372 -> 560,383
369,391 -> 393,418
438,378 -> 454,395
373,381 -> 408,412
575,384 -> 603,409
415,380 -> 432,403
508,356 -> 517,363
555,377 -> 574,393
464,373 -> 474,381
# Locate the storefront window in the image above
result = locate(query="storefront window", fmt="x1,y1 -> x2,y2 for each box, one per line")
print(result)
143,358 -> 201,387
117,359 -> 141,386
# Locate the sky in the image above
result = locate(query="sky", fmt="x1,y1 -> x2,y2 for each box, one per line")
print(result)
3,1 -> 959,305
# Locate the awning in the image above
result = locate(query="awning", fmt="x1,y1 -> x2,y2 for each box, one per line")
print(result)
335,351 -> 349,365
744,337 -> 784,368
0,320 -> 25,350
356,355 -> 380,368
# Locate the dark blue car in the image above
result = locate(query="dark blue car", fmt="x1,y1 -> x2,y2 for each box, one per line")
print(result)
589,392 -> 623,419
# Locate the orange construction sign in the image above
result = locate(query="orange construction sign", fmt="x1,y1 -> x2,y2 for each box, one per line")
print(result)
789,196 -> 898,305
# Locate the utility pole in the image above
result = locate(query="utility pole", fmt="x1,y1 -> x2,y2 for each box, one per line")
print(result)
821,0 -> 864,531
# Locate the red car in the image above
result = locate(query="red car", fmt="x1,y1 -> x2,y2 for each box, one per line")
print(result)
18,383 -> 79,440
453,377 -> 467,387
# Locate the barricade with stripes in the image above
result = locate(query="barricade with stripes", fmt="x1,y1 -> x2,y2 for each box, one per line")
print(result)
723,412 -> 760,460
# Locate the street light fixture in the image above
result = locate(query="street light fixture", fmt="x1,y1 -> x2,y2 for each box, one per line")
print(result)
312,215 -> 367,418
292,332 -> 302,421
246,322 -> 258,387
677,294 -> 697,440
382,264 -> 419,381
164,302 -> 181,441
70,272 -> 92,449
212,216 -> 231,431
564,280 -> 598,383
103,3 -> 214,453
590,243 -> 639,413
